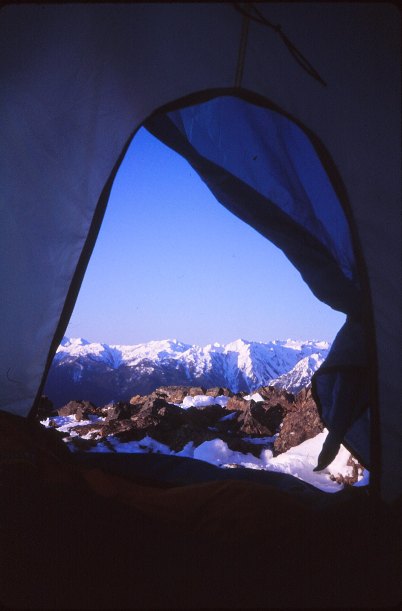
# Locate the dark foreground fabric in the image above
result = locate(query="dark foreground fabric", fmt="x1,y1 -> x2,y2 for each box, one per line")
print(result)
1,412 -> 400,609
72,451 -> 356,511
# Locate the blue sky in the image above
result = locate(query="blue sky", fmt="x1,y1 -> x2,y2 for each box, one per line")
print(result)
66,127 -> 345,346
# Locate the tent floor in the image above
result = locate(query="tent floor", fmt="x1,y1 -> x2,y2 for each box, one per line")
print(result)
1,412 -> 401,609
71,451 -> 359,509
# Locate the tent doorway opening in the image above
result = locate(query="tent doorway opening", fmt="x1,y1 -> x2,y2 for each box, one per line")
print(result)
40,93 -> 371,496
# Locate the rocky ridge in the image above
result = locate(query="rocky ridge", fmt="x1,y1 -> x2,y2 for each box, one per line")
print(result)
40,384 -> 323,458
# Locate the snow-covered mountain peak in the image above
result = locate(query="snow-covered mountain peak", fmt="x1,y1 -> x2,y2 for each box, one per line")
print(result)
107,338 -> 192,364
141,338 -> 191,354
272,338 -> 314,350
268,351 -> 328,394
48,336 -> 331,405
204,342 -> 224,353
224,338 -> 252,353
60,336 -> 90,348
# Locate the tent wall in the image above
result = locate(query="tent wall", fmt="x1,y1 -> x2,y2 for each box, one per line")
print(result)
0,4 -> 400,501
0,3 -> 240,417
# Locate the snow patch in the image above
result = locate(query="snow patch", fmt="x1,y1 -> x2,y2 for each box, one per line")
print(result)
41,414 -> 105,436
244,392 -> 265,402
181,395 -> 229,409
193,438 -> 265,468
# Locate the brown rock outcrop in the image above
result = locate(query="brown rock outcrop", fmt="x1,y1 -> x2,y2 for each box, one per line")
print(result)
226,396 -> 249,412
105,402 -> 134,422
129,394 -> 144,406
50,385 -> 327,460
58,400 -> 97,421
273,388 -> 323,454
152,386 -> 189,403
254,385 -> 295,409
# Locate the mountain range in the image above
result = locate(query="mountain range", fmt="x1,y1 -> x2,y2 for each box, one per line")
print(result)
45,337 -> 330,407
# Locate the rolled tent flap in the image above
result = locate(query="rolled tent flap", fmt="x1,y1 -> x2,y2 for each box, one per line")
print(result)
312,318 -> 370,469
145,94 -> 370,468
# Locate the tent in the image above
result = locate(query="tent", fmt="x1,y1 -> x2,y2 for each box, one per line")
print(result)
0,3 -> 401,607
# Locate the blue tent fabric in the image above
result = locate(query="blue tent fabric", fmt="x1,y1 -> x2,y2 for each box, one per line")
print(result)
164,97 -> 359,286
145,101 -> 362,316
312,318 -> 370,468
313,366 -> 370,468
146,95 -> 369,468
